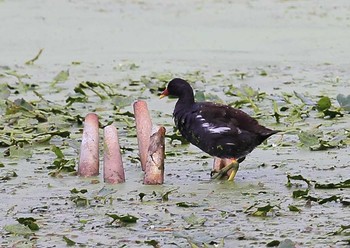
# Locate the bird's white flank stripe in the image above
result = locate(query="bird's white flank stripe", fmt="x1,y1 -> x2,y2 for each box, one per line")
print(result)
208,126 -> 231,134
196,115 -> 231,134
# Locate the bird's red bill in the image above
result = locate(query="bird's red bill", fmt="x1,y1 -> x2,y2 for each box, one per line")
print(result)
159,88 -> 169,99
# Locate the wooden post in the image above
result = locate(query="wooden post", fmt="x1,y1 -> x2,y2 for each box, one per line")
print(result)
103,124 -> 125,184
133,100 -> 152,171
78,113 -> 99,177
143,126 -> 166,185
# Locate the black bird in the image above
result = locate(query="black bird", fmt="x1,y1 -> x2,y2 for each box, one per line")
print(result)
160,78 -> 278,180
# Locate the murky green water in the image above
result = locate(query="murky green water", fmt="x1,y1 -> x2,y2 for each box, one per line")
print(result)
1,0 -> 349,247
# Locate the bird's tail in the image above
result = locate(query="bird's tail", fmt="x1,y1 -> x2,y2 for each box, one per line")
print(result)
258,128 -> 279,144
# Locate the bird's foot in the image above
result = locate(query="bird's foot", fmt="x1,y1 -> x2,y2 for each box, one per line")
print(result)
211,159 -> 239,181
227,161 -> 239,181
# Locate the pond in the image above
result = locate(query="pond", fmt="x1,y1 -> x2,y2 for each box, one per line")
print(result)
0,0 -> 349,247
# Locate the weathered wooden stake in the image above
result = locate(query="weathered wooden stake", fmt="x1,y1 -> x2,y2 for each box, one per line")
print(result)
143,126 -> 166,185
78,113 -> 99,177
133,100 -> 152,171
103,124 -> 125,184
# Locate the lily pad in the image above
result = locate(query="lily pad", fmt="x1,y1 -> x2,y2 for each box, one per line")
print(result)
336,94 -> 350,111
294,91 -> 315,105
183,213 -> 207,226
4,224 -> 33,236
298,131 -> 319,147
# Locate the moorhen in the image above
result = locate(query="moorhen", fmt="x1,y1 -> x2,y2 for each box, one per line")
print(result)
160,78 -> 278,180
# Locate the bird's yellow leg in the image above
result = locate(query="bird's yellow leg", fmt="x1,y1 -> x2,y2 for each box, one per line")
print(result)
227,160 -> 239,181
211,158 -> 239,180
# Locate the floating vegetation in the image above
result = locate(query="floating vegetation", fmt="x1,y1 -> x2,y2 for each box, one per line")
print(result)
106,213 -> 139,225
287,175 -> 350,206
1,60 -> 349,247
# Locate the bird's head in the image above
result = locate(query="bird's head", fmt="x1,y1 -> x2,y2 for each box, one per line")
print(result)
160,78 -> 193,99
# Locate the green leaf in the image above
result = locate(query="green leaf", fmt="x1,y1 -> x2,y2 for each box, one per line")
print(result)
336,94 -> 350,111
266,240 -> 280,247
52,70 -> 69,85
9,145 -> 33,158
73,81 -> 114,99
8,98 -> 33,113
240,85 -> 259,98
118,214 -> 139,223
303,195 -> 319,202
5,98 -> 47,122
288,205 -> 301,212
51,145 -> 64,159
316,96 -> 331,111
260,70 -> 268,76
272,101 -> 283,123
0,83 -> 11,100
194,90 -> 221,102
176,202 -> 199,208
318,195 -> 341,205
115,62 -> 139,71
17,217 -> 39,231
0,170 -> 17,180
188,241 -> 200,248
309,139 -> 338,151
4,224 -> 33,236
166,132 -> 190,145
63,236 -> 76,246
106,213 -> 138,224
70,188 -> 88,194
277,239 -> 295,248
144,239 -> 159,247
113,95 -> 135,108
286,174 -> 312,187
161,188 -> 178,201
294,91 -> 315,105
251,204 -> 276,217
183,213 -> 207,226
315,179 -> 350,189
71,195 -> 89,207
330,225 -> 350,235
139,192 -> 146,201
25,48 -> 44,65
322,109 -> 343,118
297,131 -> 319,147
48,146 -> 76,176
195,90 -> 206,102
65,95 -> 87,106
292,189 -> 309,198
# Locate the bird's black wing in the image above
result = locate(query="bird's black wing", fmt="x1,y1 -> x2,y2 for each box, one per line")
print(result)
196,102 -> 259,133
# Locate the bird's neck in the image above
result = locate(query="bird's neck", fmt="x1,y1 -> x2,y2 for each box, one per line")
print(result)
174,92 -> 195,117
177,91 -> 195,106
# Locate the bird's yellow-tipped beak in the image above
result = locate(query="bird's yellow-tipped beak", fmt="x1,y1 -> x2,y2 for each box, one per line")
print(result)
159,88 -> 169,99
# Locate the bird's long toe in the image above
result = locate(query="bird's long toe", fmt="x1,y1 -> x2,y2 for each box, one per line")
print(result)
211,160 -> 239,180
